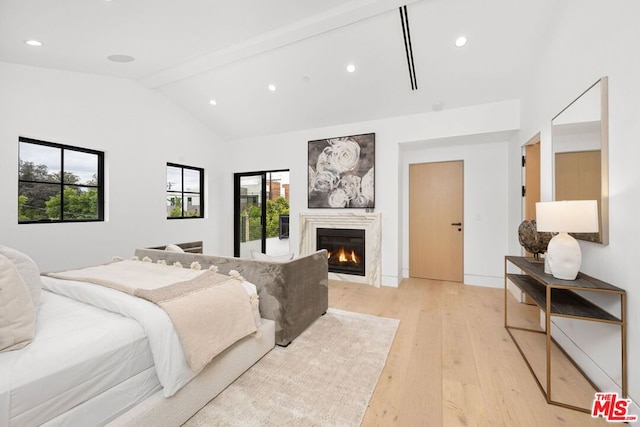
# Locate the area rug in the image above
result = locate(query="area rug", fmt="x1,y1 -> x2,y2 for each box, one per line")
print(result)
183,308 -> 399,427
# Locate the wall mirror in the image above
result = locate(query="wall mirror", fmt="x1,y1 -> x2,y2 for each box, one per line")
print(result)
552,76 -> 609,244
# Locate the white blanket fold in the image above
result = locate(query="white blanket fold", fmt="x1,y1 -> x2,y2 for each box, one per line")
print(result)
47,260 -> 257,375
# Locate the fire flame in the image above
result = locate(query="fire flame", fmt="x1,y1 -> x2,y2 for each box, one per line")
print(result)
327,248 -> 361,264
335,247 -> 359,264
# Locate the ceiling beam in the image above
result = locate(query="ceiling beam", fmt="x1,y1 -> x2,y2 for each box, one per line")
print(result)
138,0 -> 423,89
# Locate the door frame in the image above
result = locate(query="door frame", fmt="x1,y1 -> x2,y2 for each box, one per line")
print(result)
233,169 -> 289,257
520,133 -> 541,304
522,133 -> 541,222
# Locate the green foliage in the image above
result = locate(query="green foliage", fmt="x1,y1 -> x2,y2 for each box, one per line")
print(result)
244,196 -> 289,241
167,196 -> 201,218
168,197 -> 183,217
18,160 -> 60,220
19,160 -> 56,182
266,197 -> 289,238
18,160 -> 98,221
45,187 -> 98,220
18,195 -> 29,221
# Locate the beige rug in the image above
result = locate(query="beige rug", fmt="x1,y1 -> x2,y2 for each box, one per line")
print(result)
183,308 -> 399,427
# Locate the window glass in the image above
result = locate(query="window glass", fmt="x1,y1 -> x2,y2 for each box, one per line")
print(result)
184,169 -> 200,193
18,182 -> 60,221
61,186 -> 100,220
166,166 -> 183,192
166,163 -> 204,219
64,150 -> 98,185
185,195 -> 201,217
19,142 -> 61,183
18,137 -> 103,223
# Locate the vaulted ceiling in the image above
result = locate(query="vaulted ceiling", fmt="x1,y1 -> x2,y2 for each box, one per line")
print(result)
0,0 -> 554,140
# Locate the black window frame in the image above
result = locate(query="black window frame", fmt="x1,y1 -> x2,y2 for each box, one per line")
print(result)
166,162 -> 205,219
18,136 -> 104,224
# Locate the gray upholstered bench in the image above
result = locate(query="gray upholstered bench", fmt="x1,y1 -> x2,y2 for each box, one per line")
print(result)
134,247 -> 329,346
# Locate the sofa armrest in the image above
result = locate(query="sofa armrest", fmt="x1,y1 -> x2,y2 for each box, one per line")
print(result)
133,248 -> 328,346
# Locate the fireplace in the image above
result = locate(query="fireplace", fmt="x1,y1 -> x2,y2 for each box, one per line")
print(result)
300,213 -> 381,286
316,228 -> 365,276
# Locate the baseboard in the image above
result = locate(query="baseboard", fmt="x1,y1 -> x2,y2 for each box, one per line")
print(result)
393,272 -> 503,288
463,274 -> 503,288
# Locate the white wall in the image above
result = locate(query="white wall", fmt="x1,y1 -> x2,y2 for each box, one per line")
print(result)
222,100 -> 519,287
509,0 -> 640,407
400,139 -> 509,287
0,62 -> 224,271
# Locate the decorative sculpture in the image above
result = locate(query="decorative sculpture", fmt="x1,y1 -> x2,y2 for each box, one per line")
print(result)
517,220 -> 552,260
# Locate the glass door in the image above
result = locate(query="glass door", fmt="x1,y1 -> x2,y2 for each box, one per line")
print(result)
235,173 -> 264,258
234,170 -> 290,258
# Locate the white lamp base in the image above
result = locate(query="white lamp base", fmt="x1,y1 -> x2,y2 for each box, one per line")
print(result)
544,255 -> 552,274
546,232 -> 581,280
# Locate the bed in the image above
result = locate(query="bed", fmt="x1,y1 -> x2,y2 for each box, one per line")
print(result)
0,247 -> 275,427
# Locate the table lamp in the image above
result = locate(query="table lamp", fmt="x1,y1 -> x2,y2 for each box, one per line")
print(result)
535,200 -> 599,280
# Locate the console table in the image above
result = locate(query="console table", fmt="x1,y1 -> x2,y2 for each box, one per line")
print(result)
504,255 -> 627,413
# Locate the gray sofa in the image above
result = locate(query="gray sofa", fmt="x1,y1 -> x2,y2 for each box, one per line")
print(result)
133,248 -> 329,346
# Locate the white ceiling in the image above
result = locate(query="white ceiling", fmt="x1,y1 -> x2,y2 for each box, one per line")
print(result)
0,0 -> 555,140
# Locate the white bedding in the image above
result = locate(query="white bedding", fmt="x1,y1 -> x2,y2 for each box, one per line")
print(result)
0,290 -> 159,427
41,276 -> 193,397
0,273 -> 263,426
40,275 -> 261,397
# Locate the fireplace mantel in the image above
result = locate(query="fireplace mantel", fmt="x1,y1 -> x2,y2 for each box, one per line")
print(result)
299,213 -> 381,286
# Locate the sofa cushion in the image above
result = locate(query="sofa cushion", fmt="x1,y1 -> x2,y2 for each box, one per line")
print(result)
165,244 -> 185,253
250,249 -> 294,262
0,253 -> 37,352
0,245 -> 42,308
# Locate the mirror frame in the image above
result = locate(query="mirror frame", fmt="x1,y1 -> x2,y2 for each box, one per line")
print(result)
551,76 -> 609,244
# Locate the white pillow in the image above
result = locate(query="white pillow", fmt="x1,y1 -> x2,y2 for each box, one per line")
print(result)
0,245 -> 42,308
0,254 -> 36,353
249,249 -> 294,262
165,244 -> 185,253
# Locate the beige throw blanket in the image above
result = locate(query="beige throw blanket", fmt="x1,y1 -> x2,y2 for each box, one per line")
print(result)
47,260 -> 257,374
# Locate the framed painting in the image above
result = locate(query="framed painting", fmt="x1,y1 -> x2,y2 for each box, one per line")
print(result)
308,133 -> 375,208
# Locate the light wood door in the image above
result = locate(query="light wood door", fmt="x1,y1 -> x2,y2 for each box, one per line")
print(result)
524,141 -> 541,220
409,161 -> 463,281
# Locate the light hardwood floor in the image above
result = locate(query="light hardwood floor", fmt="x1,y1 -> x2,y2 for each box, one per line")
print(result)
328,278 -> 609,427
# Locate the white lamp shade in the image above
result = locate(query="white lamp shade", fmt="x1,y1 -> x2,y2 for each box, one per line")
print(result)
535,200 -> 599,233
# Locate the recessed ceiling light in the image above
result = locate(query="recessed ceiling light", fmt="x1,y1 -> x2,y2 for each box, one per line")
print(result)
455,36 -> 468,48
268,84 -> 277,92
107,54 -> 135,63
24,40 -> 43,47
209,99 -> 217,106
346,64 -> 356,73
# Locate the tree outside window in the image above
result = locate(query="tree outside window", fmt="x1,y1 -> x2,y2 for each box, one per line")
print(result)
18,137 -> 103,223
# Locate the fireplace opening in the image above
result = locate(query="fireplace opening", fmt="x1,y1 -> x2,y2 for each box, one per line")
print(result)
316,228 -> 365,276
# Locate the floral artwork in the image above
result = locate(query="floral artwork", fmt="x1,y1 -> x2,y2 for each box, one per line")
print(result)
308,133 -> 375,208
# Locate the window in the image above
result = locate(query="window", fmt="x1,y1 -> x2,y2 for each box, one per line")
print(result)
18,137 -> 104,223
167,163 -> 204,218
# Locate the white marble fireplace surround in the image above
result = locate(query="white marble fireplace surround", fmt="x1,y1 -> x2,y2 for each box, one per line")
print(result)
299,212 -> 381,287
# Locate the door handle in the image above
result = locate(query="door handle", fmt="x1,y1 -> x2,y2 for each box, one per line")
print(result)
451,222 -> 462,226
